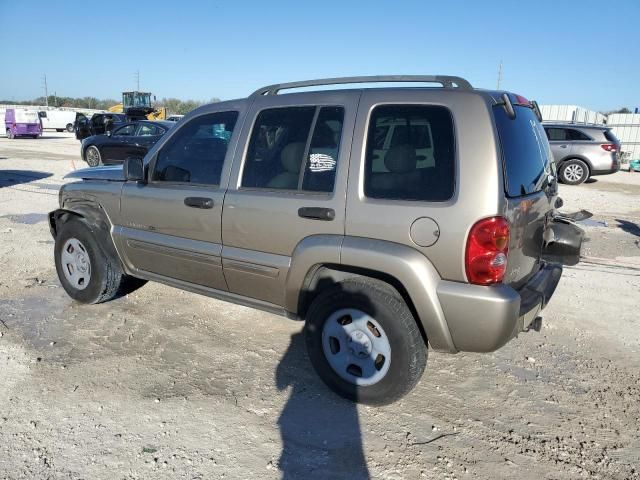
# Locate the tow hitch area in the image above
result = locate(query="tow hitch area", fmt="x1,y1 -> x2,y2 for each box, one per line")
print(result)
525,316 -> 543,332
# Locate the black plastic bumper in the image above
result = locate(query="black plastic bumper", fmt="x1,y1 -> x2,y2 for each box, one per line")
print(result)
518,263 -> 563,317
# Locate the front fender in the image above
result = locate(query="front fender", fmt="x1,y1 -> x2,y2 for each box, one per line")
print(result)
48,204 -> 120,263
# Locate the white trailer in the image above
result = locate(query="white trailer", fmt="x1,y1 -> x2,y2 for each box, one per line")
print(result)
539,104 -> 606,125
38,109 -> 77,132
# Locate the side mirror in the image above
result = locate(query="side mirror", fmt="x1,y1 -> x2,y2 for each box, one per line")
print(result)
124,157 -> 145,183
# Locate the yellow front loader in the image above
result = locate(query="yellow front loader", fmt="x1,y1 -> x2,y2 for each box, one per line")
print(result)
108,92 -> 166,120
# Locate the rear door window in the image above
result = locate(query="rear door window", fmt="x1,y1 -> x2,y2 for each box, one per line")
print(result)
241,106 -> 344,193
566,129 -> 591,141
137,124 -> 159,136
364,105 -> 454,201
495,105 -> 553,197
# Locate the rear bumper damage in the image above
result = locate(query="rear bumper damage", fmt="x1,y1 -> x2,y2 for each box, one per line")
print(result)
437,263 -> 563,353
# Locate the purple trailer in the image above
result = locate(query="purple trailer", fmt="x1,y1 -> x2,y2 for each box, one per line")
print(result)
5,109 -> 42,139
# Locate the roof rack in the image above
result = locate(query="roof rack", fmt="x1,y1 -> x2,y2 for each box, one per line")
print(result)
250,75 -> 473,97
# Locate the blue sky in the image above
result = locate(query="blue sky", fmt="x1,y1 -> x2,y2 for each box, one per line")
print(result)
1,0 -> 638,111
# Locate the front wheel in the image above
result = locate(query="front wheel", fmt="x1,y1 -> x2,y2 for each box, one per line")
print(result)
85,146 -> 102,167
559,159 -> 589,185
54,219 -> 145,303
66,123 -> 74,132
6,129 -> 13,139
304,279 -> 427,405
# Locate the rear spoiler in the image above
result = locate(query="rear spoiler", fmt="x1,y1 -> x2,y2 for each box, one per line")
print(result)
497,93 -> 543,122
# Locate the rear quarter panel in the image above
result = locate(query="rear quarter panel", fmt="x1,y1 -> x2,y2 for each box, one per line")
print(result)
345,90 -> 503,282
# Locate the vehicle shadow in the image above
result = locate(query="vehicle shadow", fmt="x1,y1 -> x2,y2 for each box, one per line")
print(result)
616,218 -> 640,237
584,178 -> 599,184
0,170 -> 53,188
276,330 -> 370,479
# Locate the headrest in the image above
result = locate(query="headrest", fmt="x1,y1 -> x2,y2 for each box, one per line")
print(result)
281,143 -> 306,173
384,144 -> 417,173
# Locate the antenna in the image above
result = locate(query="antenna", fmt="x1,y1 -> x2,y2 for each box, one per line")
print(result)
43,74 -> 49,107
496,61 -> 503,90
135,70 -> 140,91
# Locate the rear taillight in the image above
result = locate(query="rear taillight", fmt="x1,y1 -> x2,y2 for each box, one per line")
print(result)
601,143 -> 617,152
465,217 -> 510,285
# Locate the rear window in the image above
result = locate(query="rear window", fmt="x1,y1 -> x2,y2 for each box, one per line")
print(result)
15,110 -> 40,123
604,129 -> 620,143
495,105 -> 553,197
364,105 -> 454,201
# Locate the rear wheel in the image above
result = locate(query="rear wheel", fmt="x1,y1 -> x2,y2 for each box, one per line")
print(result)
559,159 -> 589,185
304,279 -> 427,405
85,146 -> 102,167
6,129 -> 13,139
66,123 -> 74,132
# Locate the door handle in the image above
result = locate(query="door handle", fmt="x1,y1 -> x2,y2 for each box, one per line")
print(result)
560,144 -> 568,148
184,197 -> 214,209
298,207 -> 335,221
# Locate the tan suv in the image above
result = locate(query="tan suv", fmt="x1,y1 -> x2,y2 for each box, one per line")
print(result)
49,76 -> 583,405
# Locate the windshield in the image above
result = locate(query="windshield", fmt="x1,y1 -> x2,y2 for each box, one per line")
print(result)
494,104 -> 554,197
15,110 -> 40,124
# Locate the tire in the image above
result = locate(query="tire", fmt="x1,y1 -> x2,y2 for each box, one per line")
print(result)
559,159 -> 589,185
66,123 -> 74,133
304,279 -> 427,405
6,129 -> 13,139
85,146 -> 102,167
54,218 -> 126,304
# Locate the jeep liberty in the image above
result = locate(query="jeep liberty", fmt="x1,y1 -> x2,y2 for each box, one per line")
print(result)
49,76 -> 584,405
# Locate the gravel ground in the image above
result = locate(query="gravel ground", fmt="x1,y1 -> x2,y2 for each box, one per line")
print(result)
0,132 -> 639,480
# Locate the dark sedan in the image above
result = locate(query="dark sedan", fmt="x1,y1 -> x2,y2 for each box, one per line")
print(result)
81,120 -> 174,166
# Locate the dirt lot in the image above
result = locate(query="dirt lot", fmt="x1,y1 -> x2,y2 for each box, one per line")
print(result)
1,132 -> 639,480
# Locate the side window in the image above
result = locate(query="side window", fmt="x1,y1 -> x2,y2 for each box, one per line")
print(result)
137,124 -> 158,136
153,111 -> 238,185
546,128 -> 567,141
113,124 -> 136,136
302,107 -> 344,192
241,106 -> 344,192
364,105 -> 454,201
566,129 -> 591,141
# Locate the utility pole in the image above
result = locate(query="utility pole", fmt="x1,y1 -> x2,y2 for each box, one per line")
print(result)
496,61 -> 503,90
135,70 -> 140,91
43,75 -> 49,107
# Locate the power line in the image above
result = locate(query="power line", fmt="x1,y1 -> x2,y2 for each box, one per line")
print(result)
43,75 -> 49,107
135,70 -> 140,91
496,61 -> 503,90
